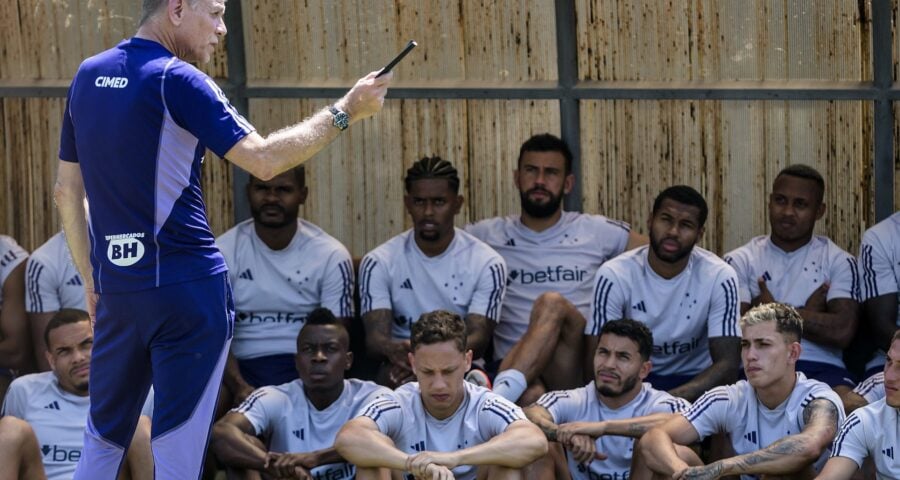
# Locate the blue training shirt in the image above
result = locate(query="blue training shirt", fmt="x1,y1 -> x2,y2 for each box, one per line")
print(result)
59,38 -> 253,293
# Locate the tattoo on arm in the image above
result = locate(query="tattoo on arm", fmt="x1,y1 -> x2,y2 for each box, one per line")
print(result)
540,423 -> 558,442
526,406 -> 559,442
724,399 -> 838,475
802,398 -> 840,431
627,421 -> 649,436
729,437 -> 808,469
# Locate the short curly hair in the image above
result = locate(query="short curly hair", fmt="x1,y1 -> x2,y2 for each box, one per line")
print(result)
410,310 -> 467,352
739,302 -> 803,343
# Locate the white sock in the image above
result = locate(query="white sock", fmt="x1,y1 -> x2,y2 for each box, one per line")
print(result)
492,369 -> 527,402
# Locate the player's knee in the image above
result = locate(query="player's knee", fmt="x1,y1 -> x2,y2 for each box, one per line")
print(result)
0,416 -> 36,445
530,292 -> 570,323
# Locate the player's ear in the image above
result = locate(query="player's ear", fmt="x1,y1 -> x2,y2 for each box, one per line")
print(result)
344,351 -> 353,371
408,351 -> 416,371
453,195 -> 464,214
788,341 -> 802,363
298,186 -> 309,205
168,0 -> 186,25
639,359 -> 652,380
465,349 -> 473,370
563,172 -> 575,195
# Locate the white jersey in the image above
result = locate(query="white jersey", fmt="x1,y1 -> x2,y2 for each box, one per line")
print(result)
234,378 -> 389,479
25,232 -> 85,313
359,228 -> 506,339
217,219 -> 355,359
1,372 -> 88,480
536,382 -> 690,480
724,235 -> 859,368
465,212 -> 630,359
852,372 -> 885,404
0,234 -> 28,311
859,213 -> 900,371
359,381 -> 526,480
587,246 -> 740,377
860,212 -> 900,320
684,373 -> 844,480
831,398 -> 900,479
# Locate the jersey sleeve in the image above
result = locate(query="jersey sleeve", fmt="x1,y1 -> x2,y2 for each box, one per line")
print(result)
722,248 -> 753,304
163,64 -> 254,158
358,253 -> 393,315
462,221 -> 489,241
604,218 -> 631,256
535,390 -> 577,424
0,236 -> 28,288
352,385 -> 393,417
232,387 -> 282,437
467,255 -> 507,322
682,387 -> 731,439
707,267 -> 740,338
827,251 -> 860,302
859,228 -> 896,301
358,395 -> 404,438
586,265 -> 628,336
320,250 -> 356,319
830,412 -> 871,468
648,395 -> 692,415
853,373 -> 884,404
25,255 -> 61,313
0,380 -> 28,418
59,79 -> 79,163
477,395 -> 527,438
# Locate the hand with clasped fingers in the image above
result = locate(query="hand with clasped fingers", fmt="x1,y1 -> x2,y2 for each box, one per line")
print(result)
556,422 -> 609,464
405,452 -> 459,479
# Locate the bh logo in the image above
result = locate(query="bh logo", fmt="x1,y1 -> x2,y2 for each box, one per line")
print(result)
106,234 -> 145,266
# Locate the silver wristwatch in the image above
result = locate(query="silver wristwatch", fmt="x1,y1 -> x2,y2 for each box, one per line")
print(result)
328,105 -> 350,131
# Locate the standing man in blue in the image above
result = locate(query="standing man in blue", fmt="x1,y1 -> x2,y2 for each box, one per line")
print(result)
53,1 -> 391,478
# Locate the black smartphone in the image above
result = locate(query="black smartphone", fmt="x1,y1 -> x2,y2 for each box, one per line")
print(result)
376,40 -> 417,77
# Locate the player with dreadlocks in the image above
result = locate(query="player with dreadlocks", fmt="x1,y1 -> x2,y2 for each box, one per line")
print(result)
359,157 -> 508,387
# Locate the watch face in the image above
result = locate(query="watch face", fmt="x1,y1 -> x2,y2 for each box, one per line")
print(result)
330,106 -> 349,130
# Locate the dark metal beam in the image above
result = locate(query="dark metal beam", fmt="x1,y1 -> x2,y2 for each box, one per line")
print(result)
9,81 -> 900,101
555,0 -> 582,211
223,0 -> 251,224
872,0 -> 895,222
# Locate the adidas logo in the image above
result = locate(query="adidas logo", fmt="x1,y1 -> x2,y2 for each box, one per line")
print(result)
883,446 -> 894,459
65,276 -> 83,286
743,431 -> 757,444
400,278 -> 413,290
632,301 -> 646,313
762,271 -> 772,281
410,440 -> 425,452
292,429 -> 304,440
44,401 -> 60,410
505,238 -> 516,246
238,269 -> 253,280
